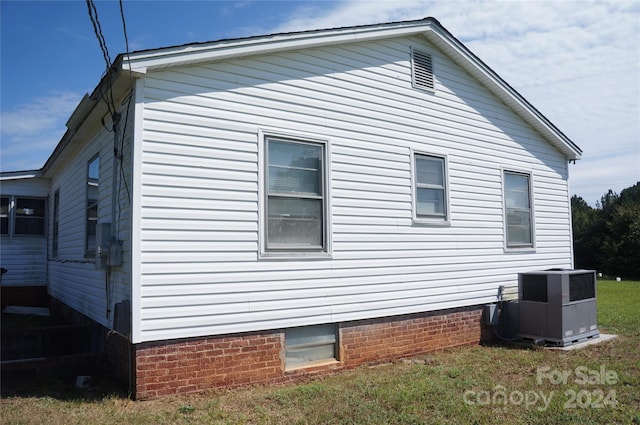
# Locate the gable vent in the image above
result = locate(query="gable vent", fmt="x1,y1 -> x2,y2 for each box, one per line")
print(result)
412,49 -> 434,91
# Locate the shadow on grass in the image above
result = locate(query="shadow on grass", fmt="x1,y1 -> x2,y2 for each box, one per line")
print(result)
1,312 -> 129,401
1,372 -> 128,401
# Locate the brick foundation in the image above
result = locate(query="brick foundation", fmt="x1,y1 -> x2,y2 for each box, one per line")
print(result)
134,331 -> 284,398
130,305 -> 485,399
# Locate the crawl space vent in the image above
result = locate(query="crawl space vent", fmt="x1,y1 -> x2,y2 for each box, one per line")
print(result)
412,50 -> 434,91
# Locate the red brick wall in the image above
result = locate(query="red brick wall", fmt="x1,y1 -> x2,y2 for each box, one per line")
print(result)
131,305 -> 485,399
339,306 -> 483,367
134,331 -> 285,399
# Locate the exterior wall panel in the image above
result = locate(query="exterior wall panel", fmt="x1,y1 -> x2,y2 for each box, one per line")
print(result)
0,177 -> 49,286
136,35 -> 572,342
47,98 -> 134,329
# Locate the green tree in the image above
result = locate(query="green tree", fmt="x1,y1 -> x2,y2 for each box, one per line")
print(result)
572,183 -> 640,279
601,184 -> 640,279
571,195 -> 600,270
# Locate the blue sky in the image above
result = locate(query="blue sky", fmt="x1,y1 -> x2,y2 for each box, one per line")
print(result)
1,0 -> 639,206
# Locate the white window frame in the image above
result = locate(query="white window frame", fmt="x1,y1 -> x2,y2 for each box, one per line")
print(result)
502,169 -> 536,251
0,195 -> 46,238
86,154 -> 100,256
258,129 -> 332,259
411,150 -> 450,226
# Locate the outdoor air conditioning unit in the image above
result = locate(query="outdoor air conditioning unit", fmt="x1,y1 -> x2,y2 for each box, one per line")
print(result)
518,269 -> 599,346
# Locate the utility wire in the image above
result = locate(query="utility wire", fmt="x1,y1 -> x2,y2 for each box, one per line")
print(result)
86,0 -> 117,127
117,0 -> 132,206
86,0 -> 111,69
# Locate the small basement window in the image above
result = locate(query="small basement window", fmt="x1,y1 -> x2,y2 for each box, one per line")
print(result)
285,324 -> 337,369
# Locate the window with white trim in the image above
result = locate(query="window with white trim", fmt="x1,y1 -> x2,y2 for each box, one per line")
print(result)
52,190 -> 60,257
0,197 -> 9,235
413,153 -> 448,223
15,198 -> 46,235
86,155 -> 100,255
504,171 -> 533,248
264,136 -> 327,253
285,324 -> 337,369
0,196 -> 46,237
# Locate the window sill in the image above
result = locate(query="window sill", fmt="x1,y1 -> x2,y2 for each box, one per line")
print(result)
285,359 -> 340,373
259,252 -> 332,261
412,219 -> 450,227
504,246 -> 536,253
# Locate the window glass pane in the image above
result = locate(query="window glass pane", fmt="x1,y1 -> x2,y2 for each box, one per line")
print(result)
286,323 -> 336,346
505,173 -> 530,208
416,156 -> 443,186
269,166 -> 320,194
269,140 -> 321,169
268,140 -> 321,194
87,204 -> 97,252
265,138 -> 326,252
416,188 -> 444,216
285,324 -> 336,368
14,198 -> 45,235
87,155 -> 100,253
0,197 -> 9,235
88,156 -> 100,181
286,344 -> 336,368
87,184 -> 99,203
505,172 -> 532,247
15,198 -> 45,217
268,198 -> 322,247
507,211 -> 532,245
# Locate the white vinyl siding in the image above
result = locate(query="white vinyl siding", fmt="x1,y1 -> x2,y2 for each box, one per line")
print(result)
134,36 -> 572,342
47,97 -> 134,330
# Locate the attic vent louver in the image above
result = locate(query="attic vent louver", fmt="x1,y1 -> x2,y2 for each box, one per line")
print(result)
412,49 -> 434,91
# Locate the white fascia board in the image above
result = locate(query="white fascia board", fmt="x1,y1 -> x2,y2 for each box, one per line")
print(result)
122,20 -> 435,74
121,18 -> 581,161
423,31 -> 581,161
0,170 -> 43,180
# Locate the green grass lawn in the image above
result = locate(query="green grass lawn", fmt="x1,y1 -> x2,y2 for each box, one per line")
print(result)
2,280 -> 639,424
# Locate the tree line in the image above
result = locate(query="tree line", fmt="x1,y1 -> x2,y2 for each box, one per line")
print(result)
571,183 -> 640,280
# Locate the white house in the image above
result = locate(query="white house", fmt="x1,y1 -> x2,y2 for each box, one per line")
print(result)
0,18 -> 581,398
0,171 -> 49,288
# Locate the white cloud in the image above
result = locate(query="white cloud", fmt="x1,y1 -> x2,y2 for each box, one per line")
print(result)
272,0 -> 640,205
0,91 -> 83,171
2,1 -> 637,206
